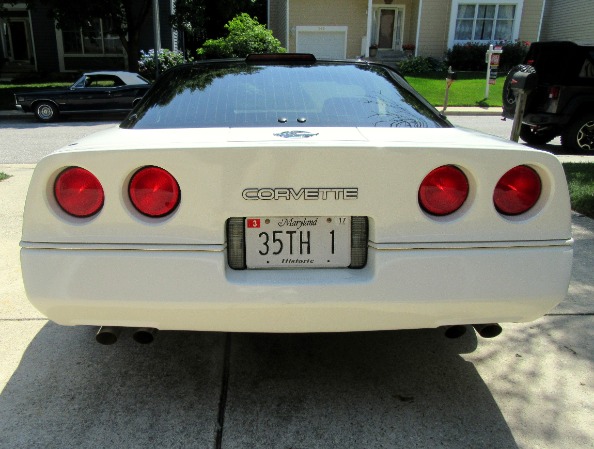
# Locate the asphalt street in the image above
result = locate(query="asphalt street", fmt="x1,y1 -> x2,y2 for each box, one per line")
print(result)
0,114 -> 593,448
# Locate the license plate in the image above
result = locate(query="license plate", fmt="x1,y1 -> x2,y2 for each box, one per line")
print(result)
245,216 -> 351,268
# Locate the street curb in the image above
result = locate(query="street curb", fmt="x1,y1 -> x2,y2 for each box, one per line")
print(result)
441,107 -> 502,117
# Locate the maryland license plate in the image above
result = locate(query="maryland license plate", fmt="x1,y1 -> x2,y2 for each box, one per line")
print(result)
245,217 -> 351,268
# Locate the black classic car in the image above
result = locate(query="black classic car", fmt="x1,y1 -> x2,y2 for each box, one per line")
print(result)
15,71 -> 151,122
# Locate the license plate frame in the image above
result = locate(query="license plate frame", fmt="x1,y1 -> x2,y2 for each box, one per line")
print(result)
244,216 -> 352,269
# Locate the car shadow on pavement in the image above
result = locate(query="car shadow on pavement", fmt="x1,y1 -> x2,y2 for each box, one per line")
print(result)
0,324 -> 225,449
0,324 -> 519,449
222,330 -> 517,449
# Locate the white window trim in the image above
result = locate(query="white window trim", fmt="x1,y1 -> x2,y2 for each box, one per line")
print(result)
447,0 -> 524,48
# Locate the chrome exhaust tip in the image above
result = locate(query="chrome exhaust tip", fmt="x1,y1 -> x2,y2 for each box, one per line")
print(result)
472,323 -> 502,338
96,326 -> 122,345
132,328 -> 158,344
444,325 -> 467,339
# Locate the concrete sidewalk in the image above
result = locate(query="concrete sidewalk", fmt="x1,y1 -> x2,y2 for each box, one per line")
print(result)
0,163 -> 592,448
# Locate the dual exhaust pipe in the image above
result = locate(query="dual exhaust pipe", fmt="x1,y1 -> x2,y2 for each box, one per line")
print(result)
96,326 -> 158,345
444,323 -> 502,339
96,323 -> 501,344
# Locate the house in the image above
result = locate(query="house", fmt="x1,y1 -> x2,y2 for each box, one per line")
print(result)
267,0 -> 592,62
540,0 -> 593,42
0,0 -> 178,79
2,0 -> 591,78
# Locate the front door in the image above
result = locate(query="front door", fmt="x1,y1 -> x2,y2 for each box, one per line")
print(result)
376,7 -> 404,50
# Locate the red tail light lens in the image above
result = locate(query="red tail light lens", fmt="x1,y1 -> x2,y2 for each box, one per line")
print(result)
129,166 -> 180,217
494,165 -> 541,216
548,86 -> 560,99
54,167 -> 104,217
419,165 -> 469,216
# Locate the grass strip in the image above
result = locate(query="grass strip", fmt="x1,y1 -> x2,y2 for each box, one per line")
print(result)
407,73 -> 504,108
563,163 -> 594,218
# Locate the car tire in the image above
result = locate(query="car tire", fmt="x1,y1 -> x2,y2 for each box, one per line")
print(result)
519,124 -> 558,146
34,101 -> 59,122
502,64 -> 536,118
562,114 -> 594,153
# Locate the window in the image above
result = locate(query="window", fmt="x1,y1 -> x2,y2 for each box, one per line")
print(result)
62,18 -> 123,55
124,62 -> 446,130
454,3 -> 517,42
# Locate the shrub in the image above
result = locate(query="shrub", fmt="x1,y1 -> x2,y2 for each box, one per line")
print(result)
197,13 -> 285,59
499,41 -> 530,71
138,49 -> 190,79
445,41 -> 529,72
397,56 -> 445,75
446,43 -> 489,71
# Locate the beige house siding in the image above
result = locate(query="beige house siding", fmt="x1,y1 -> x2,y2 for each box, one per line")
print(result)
269,0 -> 563,61
518,0 -> 545,43
417,0 -> 451,58
289,0 -> 367,57
540,0 -> 594,42
269,0 -> 288,47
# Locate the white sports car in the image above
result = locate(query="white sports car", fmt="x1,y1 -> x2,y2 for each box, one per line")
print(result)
20,54 -> 573,345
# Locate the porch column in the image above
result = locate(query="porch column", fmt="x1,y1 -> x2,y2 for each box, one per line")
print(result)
415,0 -> 423,56
366,0 -> 373,57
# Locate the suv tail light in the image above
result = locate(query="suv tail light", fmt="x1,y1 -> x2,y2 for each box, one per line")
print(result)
548,86 -> 560,99
494,166 -> 541,216
419,165 -> 469,216
54,167 -> 104,217
129,166 -> 180,217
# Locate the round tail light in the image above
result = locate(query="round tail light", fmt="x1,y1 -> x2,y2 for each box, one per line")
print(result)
419,165 -> 469,216
129,166 -> 180,217
494,165 -> 541,216
54,167 -> 104,217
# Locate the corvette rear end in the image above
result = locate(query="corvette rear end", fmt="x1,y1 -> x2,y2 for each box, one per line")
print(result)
20,55 -> 573,342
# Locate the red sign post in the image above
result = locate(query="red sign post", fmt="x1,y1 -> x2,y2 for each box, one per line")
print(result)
485,45 -> 503,97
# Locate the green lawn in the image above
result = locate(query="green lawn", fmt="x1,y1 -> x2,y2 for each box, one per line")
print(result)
563,163 -> 594,218
407,72 -> 504,108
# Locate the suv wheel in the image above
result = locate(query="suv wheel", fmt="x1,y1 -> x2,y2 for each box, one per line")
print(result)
520,124 -> 558,145
502,65 -> 536,118
562,114 -> 594,152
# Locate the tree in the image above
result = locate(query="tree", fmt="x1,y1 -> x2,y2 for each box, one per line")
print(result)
170,0 -> 267,55
25,0 -> 152,72
197,13 -> 284,59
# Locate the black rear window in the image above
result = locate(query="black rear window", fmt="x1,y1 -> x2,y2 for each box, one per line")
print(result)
122,61 -> 446,129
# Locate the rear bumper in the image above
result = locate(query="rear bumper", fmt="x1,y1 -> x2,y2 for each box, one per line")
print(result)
20,242 -> 573,332
523,112 -> 571,127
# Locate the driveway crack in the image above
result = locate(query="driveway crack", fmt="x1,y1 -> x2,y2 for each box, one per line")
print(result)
215,333 -> 231,449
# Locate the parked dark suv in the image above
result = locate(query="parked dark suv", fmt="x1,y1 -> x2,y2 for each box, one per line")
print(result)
502,41 -> 594,152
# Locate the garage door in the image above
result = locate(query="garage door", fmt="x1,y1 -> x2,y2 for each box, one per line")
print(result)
296,26 -> 347,59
